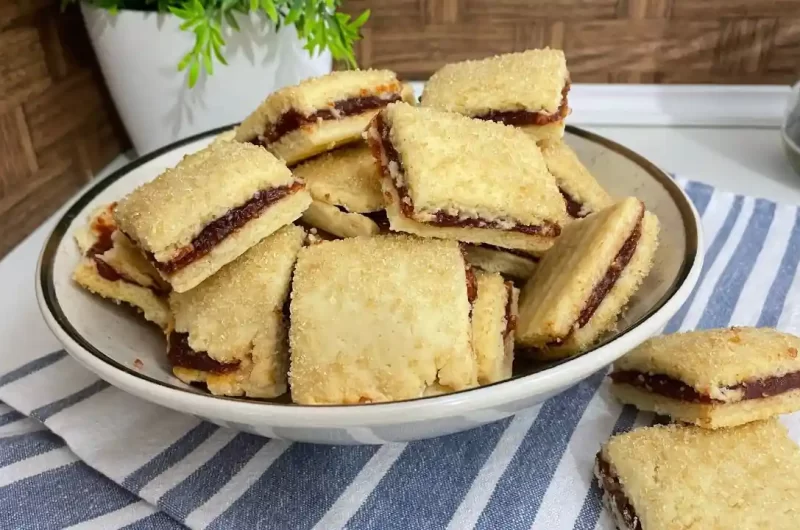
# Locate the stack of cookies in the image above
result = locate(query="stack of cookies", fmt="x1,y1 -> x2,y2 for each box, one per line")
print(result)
596,327 -> 800,529
72,47 -> 661,404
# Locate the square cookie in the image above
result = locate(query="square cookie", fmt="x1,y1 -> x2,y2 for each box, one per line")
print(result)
114,141 -> 311,293
539,139 -> 613,218
595,420 -> 800,530
421,49 -> 569,143
516,197 -> 659,359
73,203 -> 171,330
289,235 -> 477,404
366,103 -> 568,253
463,244 -> 539,281
610,327 -> 800,429
168,225 -> 305,398
292,143 -> 385,238
236,70 -> 415,165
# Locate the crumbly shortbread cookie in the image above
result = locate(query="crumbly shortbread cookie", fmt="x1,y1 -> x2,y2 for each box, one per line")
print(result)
539,139 -> 613,218
72,204 -> 171,330
462,244 -> 538,281
236,70 -> 415,165
472,272 -> 518,385
171,310 -> 288,399
292,144 -> 384,237
300,200 -> 380,239
519,122 -> 566,144
421,49 -> 569,141
366,103 -> 568,253
516,197 -> 659,359
595,420 -> 800,530
289,235 -> 478,404
167,225 -> 304,398
292,143 -> 383,213
610,327 -> 800,428
114,142 -> 310,293
210,128 -> 237,146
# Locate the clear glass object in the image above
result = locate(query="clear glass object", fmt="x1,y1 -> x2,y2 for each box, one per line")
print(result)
786,82 -> 800,144
782,82 -> 800,176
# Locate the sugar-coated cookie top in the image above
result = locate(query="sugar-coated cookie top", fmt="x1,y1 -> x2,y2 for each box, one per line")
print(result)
114,142 -> 294,253
421,49 -> 569,116
383,103 -> 567,227
600,420 -> 800,530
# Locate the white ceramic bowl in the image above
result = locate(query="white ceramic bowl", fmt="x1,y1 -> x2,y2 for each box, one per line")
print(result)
36,126 -> 703,444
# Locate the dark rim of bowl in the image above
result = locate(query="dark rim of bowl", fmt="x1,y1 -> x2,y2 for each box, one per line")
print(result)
39,124 -> 699,408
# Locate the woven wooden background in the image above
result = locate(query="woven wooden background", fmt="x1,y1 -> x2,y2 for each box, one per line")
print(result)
1,0 -> 799,257
344,0 -> 800,83
0,0 -> 128,258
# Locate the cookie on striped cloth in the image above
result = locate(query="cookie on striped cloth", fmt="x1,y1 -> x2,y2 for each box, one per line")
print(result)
595,419 -> 800,530
610,327 -> 800,429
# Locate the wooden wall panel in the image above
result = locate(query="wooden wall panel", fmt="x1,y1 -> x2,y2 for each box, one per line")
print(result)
1,0 -> 798,257
461,0 -> 619,21
771,19 -> 800,75
0,0 -> 128,258
671,0 -> 800,18
345,0 -> 800,83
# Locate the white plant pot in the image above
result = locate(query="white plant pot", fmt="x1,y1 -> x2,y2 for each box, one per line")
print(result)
81,4 -> 332,155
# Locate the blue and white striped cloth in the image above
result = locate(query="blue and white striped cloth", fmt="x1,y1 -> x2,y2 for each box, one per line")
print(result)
2,178 -> 799,530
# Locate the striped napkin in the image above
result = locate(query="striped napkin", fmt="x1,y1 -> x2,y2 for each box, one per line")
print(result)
2,178 -> 800,530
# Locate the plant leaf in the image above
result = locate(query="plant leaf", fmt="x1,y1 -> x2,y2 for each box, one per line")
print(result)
169,6 -> 193,19
212,41 -> 228,65
284,3 -> 300,24
189,59 -> 200,87
195,24 -> 210,52
180,17 -> 200,30
224,10 -> 240,30
177,51 -> 194,71
210,26 -> 225,45
261,0 -> 279,22
352,9 -> 369,28
203,51 -> 213,75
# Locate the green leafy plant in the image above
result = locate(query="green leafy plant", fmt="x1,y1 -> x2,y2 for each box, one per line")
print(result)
64,0 -> 369,87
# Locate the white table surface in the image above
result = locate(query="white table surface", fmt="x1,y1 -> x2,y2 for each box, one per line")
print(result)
588,125 -> 800,204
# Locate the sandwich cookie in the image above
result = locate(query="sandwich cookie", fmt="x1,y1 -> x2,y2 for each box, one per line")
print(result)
366,103 -> 569,254
595,419 -> 800,530
472,272 -> 519,385
236,70 -> 415,166
610,327 -> 800,429
516,197 -> 659,359
540,138 -> 613,218
462,244 -> 539,281
168,225 -> 304,398
72,203 -> 171,330
421,48 -> 570,143
291,143 -> 387,238
114,141 -> 311,293
289,236 -> 479,404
